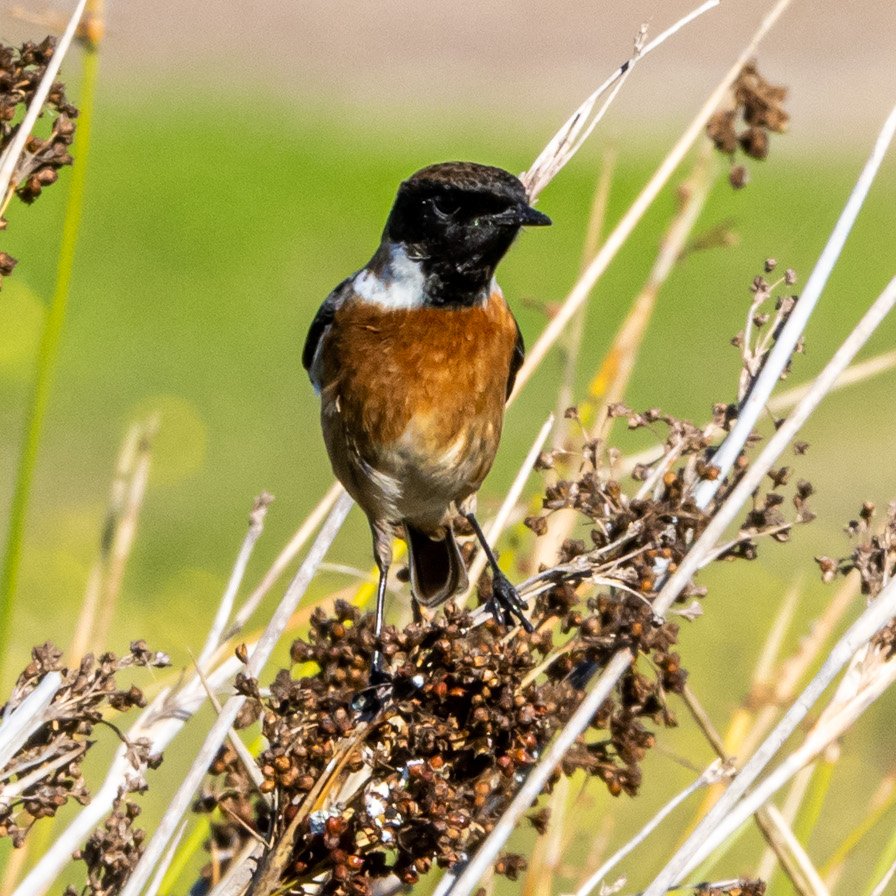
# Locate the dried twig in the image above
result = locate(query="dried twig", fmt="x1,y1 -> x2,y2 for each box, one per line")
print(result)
227,481 -> 344,637
574,760 -> 733,896
0,672 -> 62,770
554,147 -> 617,428
655,268 -> 896,614
70,418 -> 156,662
446,58 -> 892,896
12,492 -> 284,896
118,491 -> 354,896
692,103 -> 896,508
522,0 -> 719,200
869,854 -> 896,896
683,684 -> 828,896
197,493 -> 274,671
511,0 -> 795,404
643,576 -> 896,894
438,650 -> 634,896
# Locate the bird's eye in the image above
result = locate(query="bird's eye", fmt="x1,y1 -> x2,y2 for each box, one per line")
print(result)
430,196 -> 460,220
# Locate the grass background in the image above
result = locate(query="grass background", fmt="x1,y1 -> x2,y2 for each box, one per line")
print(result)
2,70 -> 896,891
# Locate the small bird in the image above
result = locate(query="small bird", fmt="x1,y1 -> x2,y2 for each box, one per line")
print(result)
303,161 -> 550,685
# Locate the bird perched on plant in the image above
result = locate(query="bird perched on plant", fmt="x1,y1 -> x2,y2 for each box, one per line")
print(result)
303,161 -> 550,686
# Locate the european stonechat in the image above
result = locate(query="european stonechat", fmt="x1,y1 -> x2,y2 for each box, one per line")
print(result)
303,161 -> 550,685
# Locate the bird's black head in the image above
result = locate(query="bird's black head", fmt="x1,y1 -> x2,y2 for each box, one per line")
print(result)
383,161 -> 551,306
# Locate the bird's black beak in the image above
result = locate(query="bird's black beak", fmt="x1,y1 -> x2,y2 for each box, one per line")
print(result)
491,202 -> 552,228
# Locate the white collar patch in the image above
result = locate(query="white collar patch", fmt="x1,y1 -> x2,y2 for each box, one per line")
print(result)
353,244 -> 427,310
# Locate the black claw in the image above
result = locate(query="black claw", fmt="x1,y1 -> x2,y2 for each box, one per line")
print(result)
351,654 -> 393,717
351,686 -> 384,717
490,573 -> 534,633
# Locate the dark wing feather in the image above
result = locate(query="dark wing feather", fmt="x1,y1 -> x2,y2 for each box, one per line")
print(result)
302,277 -> 352,375
505,318 -> 525,400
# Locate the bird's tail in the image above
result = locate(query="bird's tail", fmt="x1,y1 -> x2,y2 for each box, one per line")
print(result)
403,522 -> 469,608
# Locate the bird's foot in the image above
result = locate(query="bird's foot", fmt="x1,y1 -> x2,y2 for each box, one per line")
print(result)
351,652 -> 393,717
487,573 -> 534,633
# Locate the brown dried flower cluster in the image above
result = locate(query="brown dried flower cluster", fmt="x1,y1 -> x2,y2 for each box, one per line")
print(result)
0,36 -> 78,288
816,502 -> 896,656
193,389 -> 811,894
64,797 -> 145,896
0,641 -> 169,849
196,580 -> 683,896
729,260 -> 801,412
707,61 -> 789,189
527,410 -> 714,599
815,502 -> 895,597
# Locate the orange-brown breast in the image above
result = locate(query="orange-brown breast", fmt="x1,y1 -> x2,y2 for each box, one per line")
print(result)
318,290 -> 519,523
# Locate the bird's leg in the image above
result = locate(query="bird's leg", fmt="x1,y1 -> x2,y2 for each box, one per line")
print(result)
352,525 -> 393,717
464,512 -> 534,632
369,522 -> 393,685
370,554 -> 390,686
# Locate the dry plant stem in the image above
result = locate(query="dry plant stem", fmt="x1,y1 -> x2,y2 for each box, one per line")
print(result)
11,557 -> 344,895
69,423 -> 140,660
463,80 -> 886,896
12,491 -> 340,895
89,419 -> 154,653
592,145 -> 713,440
0,672 -> 62,769
869,855 -> 896,896
553,149 -> 617,428
636,272 -> 896,883
70,418 -> 156,661
757,762 -> 829,890
692,102 -> 896,508
524,149 -> 714,605
522,0 -> 719,200
1,744 -> 85,804
654,270 -> 896,620
757,805 -> 830,896
145,820 -> 188,896
574,760 -> 731,896
758,763 -> 820,889
208,840 -> 264,896
12,650 -> 242,896
681,684 -> 817,895
197,494 -> 273,671
704,649 -> 896,886
461,414 -> 554,604
469,99 -> 894,896
680,684 -> 726,758
523,774 -> 570,896
119,491 -> 355,896
0,0 -> 87,200
615,348 -> 896,483
511,0 -> 793,403
643,576 -> 896,895
193,662 -> 268,798
438,649 -> 634,896
227,481 -> 344,637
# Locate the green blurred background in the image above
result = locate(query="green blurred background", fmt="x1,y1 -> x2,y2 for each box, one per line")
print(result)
2,0 -> 896,891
